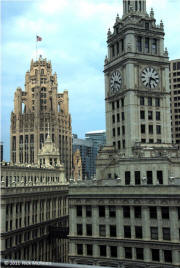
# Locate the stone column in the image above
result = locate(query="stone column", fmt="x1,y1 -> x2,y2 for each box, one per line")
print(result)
157,206 -> 163,241
92,206 -> 99,237
144,247 -> 151,262
170,206 -> 178,242
69,205 -> 76,236
173,249 -> 180,266
142,206 -> 150,240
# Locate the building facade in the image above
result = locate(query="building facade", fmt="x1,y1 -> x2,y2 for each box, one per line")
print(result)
10,56 -> 72,179
85,131 -> 106,151
68,0 -> 180,267
72,131 -> 106,180
1,135 -> 69,262
169,59 -> 180,145
72,136 -> 96,180
68,179 -> 180,268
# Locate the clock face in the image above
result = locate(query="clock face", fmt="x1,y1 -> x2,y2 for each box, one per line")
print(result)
110,71 -> 122,93
141,67 -> 159,89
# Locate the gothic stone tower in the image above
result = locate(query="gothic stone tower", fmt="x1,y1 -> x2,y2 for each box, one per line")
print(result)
96,0 -> 180,181
10,56 -> 72,179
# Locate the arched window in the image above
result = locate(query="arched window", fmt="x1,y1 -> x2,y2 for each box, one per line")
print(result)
41,69 -> 44,75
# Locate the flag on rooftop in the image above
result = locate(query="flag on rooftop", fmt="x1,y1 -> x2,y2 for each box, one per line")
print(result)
36,35 -> 42,42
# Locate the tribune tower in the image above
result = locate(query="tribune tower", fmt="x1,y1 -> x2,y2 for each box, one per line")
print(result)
10,57 -> 72,179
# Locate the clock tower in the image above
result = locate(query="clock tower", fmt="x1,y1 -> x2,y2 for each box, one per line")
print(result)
96,0 -> 180,181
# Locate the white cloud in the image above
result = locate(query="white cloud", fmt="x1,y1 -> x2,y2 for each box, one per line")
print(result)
37,0 -> 68,15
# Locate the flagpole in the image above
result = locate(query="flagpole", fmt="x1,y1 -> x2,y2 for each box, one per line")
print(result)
36,35 -> 37,60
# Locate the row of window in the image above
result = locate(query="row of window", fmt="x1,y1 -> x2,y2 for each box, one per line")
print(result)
76,205 -> 180,219
137,37 -> 158,54
76,244 -> 173,263
76,224 -> 175,241
172,62 -> 180,71
140,96 -> 160,107
140,110 -> 160,120
141,124 -> 161,135
3,175 -> 60,187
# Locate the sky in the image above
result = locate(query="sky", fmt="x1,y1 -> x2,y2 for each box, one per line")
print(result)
1,0 -> 180,161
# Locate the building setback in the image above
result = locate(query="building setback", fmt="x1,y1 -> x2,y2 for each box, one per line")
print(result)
10,56 -> 72,179
169,59 -> 180,146
68,0 -> 180,267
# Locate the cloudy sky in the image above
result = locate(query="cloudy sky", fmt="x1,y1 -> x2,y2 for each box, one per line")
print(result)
1,0 -> 180,161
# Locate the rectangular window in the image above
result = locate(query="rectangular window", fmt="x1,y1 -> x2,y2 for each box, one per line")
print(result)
177,207 -> 180,219
157,171 -> 163,184
121,98 -> 124,107
124,226 -> 131,238
152,39 -> 157,54
136,248 -> 144,260
118,140 -> 121,150
164,250 -> 172,263
156,125 -> 161,134
112,45 -> 115,57
116,100 -> 119,108
151,227 -> 158,240
112,114 -> 115,123
116,42 -> 119,54
86,244 -> 93,256
148,97 -> 152,106
117,113 -> 120,122
113,128 -> 116,137
112,102 -> 115,110
149,125 -> 153,134
122,112 -> 125,121
117,127 -> 120,136
163,228 -> 170,240
110,225 -> 117,237
99,245 -> 106,257
110,246 -> 117,258
161,207 -> 169,219
147,171 -> 153,184
156,111 -> 160,120
99,225 -> 106,237
86,224 -> 92,236
155,98 -> 160,107
137,36 -> 142,52
149,207 -> 157,219
123,206 -> 130,218
86,205 -> 92,217
125,171 -> 131,185
76,206 -> 82,217
109,206 -> 116,217
140,110 -> 145,119
145,38 -> 150,53
135,171 -> 141,185
135,226 -> 142,239
99,206 -> 105,217
134,206 -> 141,218
152,249 -> 159,261
125,247 -> 132,259
141,124 -> 145,134
140,96 -> 144,105
77,244 -> 83,255
122,126 -> 125,135
148,111 -> 153,120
